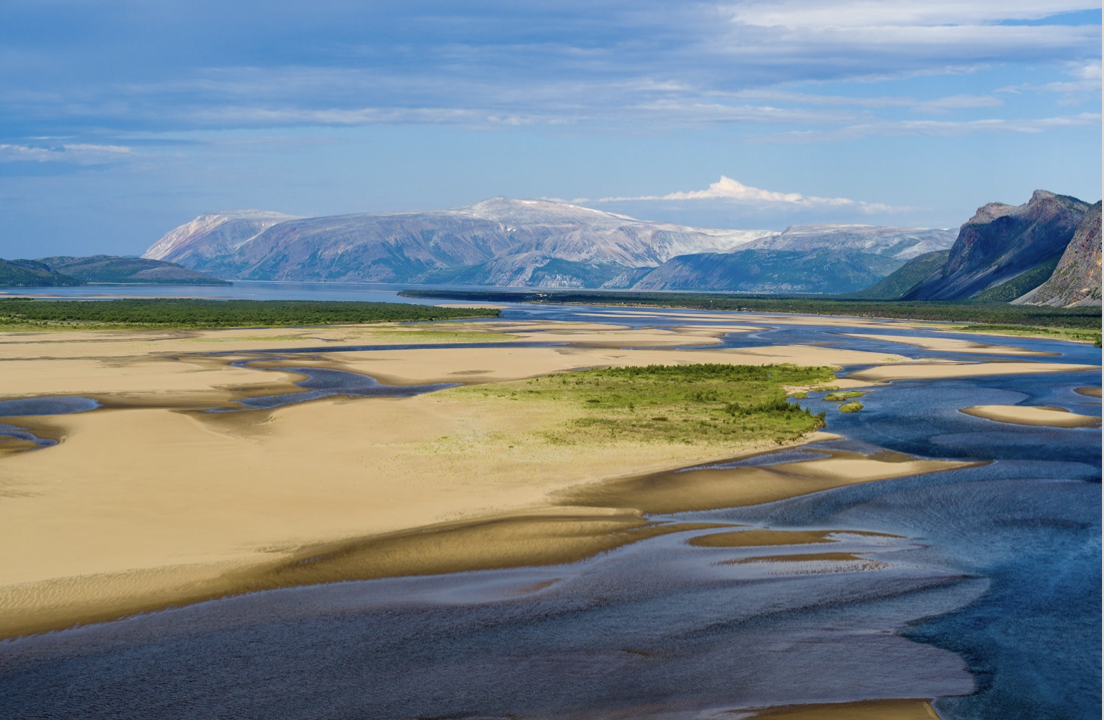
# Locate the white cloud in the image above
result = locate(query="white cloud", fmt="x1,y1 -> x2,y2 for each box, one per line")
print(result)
724,1 -> 1099,28
594,176 -> 897,213
0,143 -> 133,163
754,112 -> 1102,142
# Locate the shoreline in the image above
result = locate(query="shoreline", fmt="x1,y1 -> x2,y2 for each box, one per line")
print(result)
0,320 -> 1089,641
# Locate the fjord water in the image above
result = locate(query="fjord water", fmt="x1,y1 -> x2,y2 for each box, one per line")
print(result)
0,297 -> 1099,719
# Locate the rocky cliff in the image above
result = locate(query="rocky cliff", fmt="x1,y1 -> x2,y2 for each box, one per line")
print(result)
903,190 -> 1089,300
1013,201 -> 1102,307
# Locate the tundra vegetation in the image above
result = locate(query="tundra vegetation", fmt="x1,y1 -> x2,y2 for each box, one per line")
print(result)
464,363 -> 835,446
0,298 -> 500,330
823,391 -> 866,402
838,401 -> 864,413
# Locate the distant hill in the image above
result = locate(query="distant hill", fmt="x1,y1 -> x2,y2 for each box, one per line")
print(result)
36,256 -> 230,285
630,248 -> 903,294
736,225 -> 955,260
847,250 -> 950,299
144,198 -> 953,291
1013,201 -> 1102,307
902,190 -> 1089,301
0,259 -> 82,287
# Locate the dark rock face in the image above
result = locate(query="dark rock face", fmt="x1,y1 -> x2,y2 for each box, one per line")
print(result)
903,190 -> 1089,300
630,248 -> 903,294
1014,201 -> 1102,307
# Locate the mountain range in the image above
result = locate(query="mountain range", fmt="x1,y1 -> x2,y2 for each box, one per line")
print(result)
0,256 -> 227,287
855,191 -> 1100,307
145,199 -> 955,294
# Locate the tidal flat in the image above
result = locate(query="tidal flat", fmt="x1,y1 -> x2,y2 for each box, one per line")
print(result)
0,301 -> 1099,719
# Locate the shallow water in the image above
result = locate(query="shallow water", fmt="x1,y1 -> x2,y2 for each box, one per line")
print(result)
0,298 -> 1099,719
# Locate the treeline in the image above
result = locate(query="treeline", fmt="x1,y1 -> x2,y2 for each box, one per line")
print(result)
399,288 -> 1101,329
0,298 -> 500,329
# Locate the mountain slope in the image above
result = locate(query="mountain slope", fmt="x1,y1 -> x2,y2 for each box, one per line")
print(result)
142,210 -> 300,276
1013,201 -> 1102,307
144,199 -> 772,287
740,225 -> 955,260
848,250 -> 950,299
903,190 -> 1089,300
0,259 -> 82,287
631,249 -> 903,294
145,198 -> 955,290
38,256 -> 230,285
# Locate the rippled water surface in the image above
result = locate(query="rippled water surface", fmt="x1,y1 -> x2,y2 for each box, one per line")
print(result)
0,296 -> 1099,719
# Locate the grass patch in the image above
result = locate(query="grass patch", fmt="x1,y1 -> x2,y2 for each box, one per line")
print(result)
0,298 -> 499,330
824,391 -> 866,401
839,401 -> 863,413
461,363 -> 836,446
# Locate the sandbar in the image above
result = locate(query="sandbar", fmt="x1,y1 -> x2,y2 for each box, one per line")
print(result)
1075,386 -> 1101,398
848,361 -> 1099,383
843,332 -> 1053,357
744,698 -> 942,719
960,405 -> 1101,428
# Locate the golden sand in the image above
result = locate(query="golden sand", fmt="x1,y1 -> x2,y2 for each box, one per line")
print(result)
849,361 -> 1099,383
745,698 -> 942,719
960,405 -> 1101,428
843,332 -> 1053,357
0,318 -> 1077,638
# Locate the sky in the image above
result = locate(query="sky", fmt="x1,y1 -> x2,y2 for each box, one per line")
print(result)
0,0 -> 1100,257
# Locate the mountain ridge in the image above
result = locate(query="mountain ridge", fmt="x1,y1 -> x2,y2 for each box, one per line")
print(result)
145,198 -> 952,290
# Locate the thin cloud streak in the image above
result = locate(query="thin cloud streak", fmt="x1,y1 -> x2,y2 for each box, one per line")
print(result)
591,176 -> 902,214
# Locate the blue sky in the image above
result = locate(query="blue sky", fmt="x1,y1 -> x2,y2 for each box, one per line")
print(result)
0,1 -> 1100,256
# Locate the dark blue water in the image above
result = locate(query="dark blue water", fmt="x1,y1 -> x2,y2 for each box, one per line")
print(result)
0,304 -> 1099,719
0,396 -> 99,417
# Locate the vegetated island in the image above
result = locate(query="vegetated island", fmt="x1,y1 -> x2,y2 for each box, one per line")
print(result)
0,298 -> 500,330
398,289 -> 1103,345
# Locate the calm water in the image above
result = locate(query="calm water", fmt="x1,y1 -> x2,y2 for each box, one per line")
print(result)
0,291 -> 1099,719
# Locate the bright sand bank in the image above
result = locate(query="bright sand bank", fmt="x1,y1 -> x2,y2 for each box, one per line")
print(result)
745,699 -> 942,719
848,361 -> 1099,383
843,332 -> 1053,357
960,405 -> 1101,428
0,319 -> 1080,638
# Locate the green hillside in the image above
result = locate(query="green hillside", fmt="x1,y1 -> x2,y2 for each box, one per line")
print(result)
37,255 -> 230,285
847,250 -> 949,299
0,259 -> 83,287
972,254 -> 1062,302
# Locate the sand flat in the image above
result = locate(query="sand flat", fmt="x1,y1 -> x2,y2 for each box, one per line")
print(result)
744,699 -> 941,719
849,361 -> 1099,382
843,332 -> 1052,356
960,404 -> 1101,428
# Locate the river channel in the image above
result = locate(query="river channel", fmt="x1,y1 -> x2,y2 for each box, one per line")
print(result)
0,290 -> 1099,720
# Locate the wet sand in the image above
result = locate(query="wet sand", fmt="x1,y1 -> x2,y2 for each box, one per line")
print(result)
960,404 -> 1102,428
745,698 -> 942,719
1075,386 -> 1101,398
848,361 -> 1099,383
0,319 -> 1083,639
843,332 -> 1054,357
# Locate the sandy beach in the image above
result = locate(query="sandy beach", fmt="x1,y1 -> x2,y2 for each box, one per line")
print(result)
0,319 -> 1094,639
960,404 -> 1102,428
